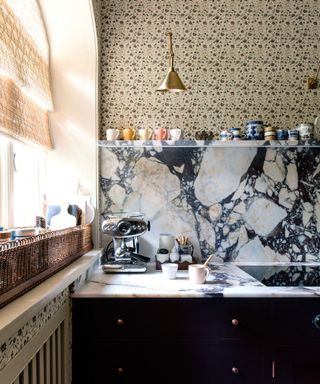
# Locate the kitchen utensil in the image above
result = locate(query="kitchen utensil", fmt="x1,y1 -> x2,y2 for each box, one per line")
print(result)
203,254 -> 214,267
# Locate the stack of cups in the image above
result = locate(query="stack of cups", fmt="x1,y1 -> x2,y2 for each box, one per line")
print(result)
264,126 -> 276,141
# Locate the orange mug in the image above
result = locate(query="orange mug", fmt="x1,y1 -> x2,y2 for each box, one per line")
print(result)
123,127 -> 136,140
153,128 -> 168,140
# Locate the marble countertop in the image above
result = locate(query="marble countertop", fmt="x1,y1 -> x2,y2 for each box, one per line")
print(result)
72,262 -> 320,298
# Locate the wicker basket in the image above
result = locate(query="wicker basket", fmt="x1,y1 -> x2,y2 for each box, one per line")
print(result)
0,224 -> 93,309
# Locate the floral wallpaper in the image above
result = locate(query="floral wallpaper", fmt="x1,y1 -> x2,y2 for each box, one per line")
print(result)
94,0 -> 320,140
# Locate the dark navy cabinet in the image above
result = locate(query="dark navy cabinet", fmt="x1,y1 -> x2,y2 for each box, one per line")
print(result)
72,298 -> 320,384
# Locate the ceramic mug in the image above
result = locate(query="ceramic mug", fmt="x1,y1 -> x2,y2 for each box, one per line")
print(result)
229,127 -> 241,141
161,263 -> 178,280
288,129 -> 299,141
153,128 -> 168,140
169,128 -> 182,140
188,264 -> 210,284
297,123 -> 313,140
219,130 -> 233,141
138,128 -> 153,140
245,120 -> 264,140
276,129 -> 288,140
106,128 -> 120,141
123,127 -> 136,140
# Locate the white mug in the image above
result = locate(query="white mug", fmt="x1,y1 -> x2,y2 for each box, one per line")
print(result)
169,128 -> 182,140
188,264 -> 210,284
106,128 -> 120,141
138,128 -> 153,140
161,263 -> 178,280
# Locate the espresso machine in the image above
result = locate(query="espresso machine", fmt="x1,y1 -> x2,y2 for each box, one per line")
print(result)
101,212 -> 151,273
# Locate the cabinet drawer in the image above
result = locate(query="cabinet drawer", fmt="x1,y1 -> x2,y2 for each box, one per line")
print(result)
74,339 -> 263,384
72,298 -> 270,342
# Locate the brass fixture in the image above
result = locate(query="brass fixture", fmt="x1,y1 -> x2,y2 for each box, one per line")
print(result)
156,32 -> 186,92
307,62 -> 320,89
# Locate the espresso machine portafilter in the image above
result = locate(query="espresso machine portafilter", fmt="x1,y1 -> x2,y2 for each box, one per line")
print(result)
101,212 -> 151,273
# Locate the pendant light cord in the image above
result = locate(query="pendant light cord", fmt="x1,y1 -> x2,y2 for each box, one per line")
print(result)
168,32 -> 174,69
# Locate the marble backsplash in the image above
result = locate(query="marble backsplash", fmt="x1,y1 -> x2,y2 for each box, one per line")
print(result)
99,144 -> 320,263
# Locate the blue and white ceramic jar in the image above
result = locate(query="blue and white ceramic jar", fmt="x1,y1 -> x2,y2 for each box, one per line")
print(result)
245,120 -> 264,140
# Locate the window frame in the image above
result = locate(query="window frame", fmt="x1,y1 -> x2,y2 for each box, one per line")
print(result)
0,136 -> 47,228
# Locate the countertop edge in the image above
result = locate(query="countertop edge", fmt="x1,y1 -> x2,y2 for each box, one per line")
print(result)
0,249 -> 102,341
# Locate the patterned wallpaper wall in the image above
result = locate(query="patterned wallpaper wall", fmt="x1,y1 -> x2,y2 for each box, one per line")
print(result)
96,0 -> 320,139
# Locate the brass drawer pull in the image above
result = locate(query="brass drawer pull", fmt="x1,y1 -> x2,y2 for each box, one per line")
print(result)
116,318 -> 124,326
232,367 -> 239,374
117,367 -> 124,375
231,318 -> 239,326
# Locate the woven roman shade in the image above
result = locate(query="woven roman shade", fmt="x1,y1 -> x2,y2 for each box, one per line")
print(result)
0,0 -> 53,150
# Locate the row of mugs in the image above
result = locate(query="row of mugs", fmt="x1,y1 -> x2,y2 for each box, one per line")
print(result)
106,127 -> 182,141
220,125 -> 315,141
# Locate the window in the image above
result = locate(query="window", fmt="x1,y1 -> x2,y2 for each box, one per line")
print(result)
0,0 -> 52,229
0,135 -> 46,228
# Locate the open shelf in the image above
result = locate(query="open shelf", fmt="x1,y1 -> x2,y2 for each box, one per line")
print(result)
98,139 -> 320,149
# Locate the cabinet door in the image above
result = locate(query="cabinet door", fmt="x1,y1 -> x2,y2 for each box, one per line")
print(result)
271,299 -> 320,345
265,347 -> 320,384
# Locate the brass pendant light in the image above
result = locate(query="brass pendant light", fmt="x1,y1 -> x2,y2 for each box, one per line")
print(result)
156,32 -> 186,93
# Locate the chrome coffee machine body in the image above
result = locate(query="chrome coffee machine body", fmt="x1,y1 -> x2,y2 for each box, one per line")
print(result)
101,212 -> 150,272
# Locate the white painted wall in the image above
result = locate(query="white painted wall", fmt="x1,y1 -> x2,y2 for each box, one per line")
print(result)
38,0 -> 98,244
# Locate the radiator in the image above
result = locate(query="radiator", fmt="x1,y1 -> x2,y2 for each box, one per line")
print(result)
0,302 -> 70,384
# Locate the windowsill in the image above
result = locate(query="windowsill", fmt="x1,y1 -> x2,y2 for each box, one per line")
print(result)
0,249 -> 101,341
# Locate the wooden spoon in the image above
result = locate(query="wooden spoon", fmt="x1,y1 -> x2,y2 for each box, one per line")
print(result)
203,254 -> 214,267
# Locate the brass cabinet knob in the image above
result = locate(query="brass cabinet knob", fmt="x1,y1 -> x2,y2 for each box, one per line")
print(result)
232,367 -> 239,374
117,367 -> 124,375
116,318 -> 124,326
231,318 -> 239,326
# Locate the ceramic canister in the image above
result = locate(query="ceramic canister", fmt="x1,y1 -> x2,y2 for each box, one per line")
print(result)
229,127 -> 241,140
219,130 -> 233,141
245,120 -> 264,140
288,129 -> 299,140
296,123 -> 313,140
276,129 -> 288,140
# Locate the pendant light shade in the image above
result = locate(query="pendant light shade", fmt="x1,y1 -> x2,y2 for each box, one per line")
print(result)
156,32 -> 186,93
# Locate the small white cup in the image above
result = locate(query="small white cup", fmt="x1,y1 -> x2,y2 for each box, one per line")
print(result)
188,264 -> 210,284
106,128 -> 120,140
169,128 -> 182,140
161,263 -> 178,280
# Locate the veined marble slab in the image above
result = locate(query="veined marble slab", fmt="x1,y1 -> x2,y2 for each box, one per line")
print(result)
99,144 -> 320,263
72,263 -> 320,298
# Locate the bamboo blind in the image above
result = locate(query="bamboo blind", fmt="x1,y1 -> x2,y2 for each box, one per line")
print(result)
0,0 -> 53,150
